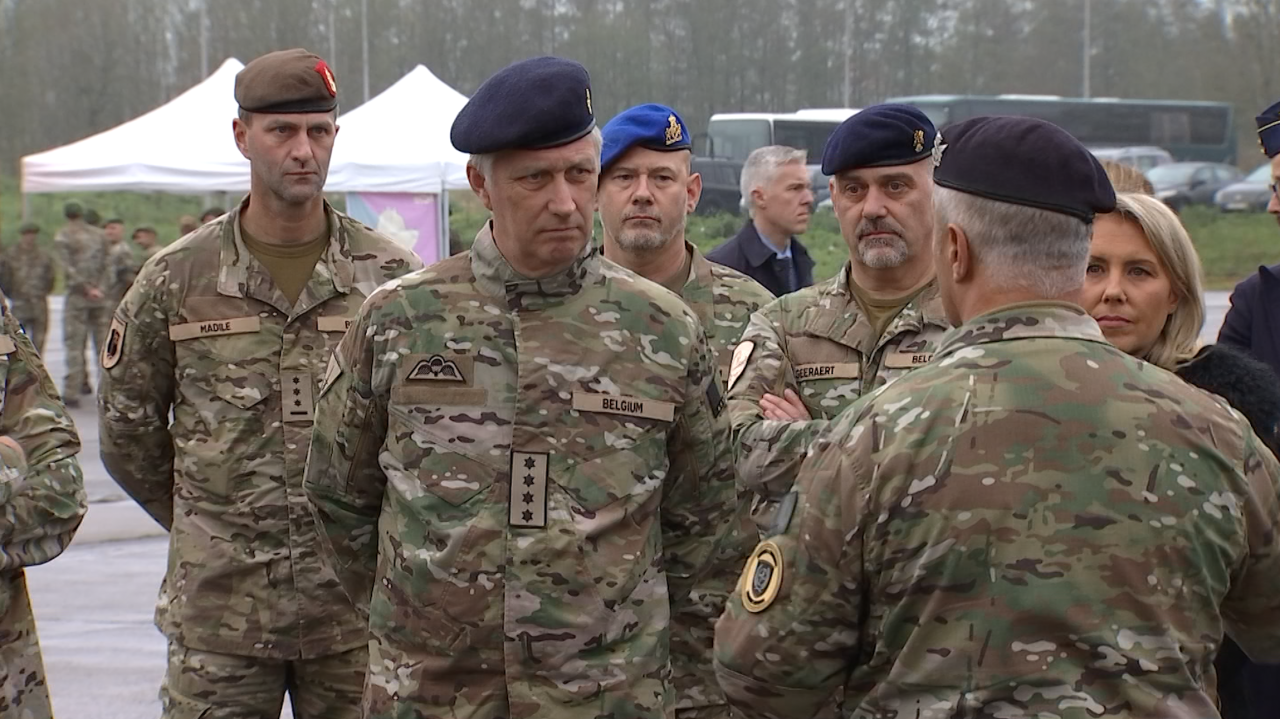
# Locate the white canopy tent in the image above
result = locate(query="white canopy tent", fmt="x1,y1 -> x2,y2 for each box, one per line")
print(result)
21,58 -> 250,194
326,64 -> 470,193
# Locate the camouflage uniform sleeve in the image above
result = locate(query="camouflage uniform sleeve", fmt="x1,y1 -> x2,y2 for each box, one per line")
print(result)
662,326 -> 741,620
98,265 -> 177,529
713,418 -> 867,719
1222,427 -> 1280,661
727,306 -> 826,527
52,231 -> 86,293
39,254 -> 55,297
303,299 -> 389,615
0,307 -> 86,570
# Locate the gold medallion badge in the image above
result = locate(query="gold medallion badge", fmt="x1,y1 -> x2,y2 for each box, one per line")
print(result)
741,540 -> 784,613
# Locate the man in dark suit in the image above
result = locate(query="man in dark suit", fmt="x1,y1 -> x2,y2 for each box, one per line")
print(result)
706,145 -> 814,296
1220,100 -> 1280,380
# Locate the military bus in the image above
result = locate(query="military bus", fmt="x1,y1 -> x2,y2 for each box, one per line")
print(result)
885,94 -> 1236,164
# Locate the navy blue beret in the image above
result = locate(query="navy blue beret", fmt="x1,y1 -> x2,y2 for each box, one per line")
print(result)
1257,100 -> 1280,158
600,104 -> 691,171
821,104 -> 938,175
451,56 -> 595,154
934,116 -> 1116,221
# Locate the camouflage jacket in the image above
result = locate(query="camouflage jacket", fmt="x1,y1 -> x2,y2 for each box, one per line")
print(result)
669,243 -> 773,711
53,220 -> 110,301
98,200 -> 422,659
726,265 -> 951,528
0,247 -> 55,303
105,241 -> 141,305
0,293 -> 86,719
714,302 -> 1280,719
304,224 -> 740,719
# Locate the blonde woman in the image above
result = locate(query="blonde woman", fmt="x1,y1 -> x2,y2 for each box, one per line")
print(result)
1097,159 -> 1155,195
1081,192 -> 1280,719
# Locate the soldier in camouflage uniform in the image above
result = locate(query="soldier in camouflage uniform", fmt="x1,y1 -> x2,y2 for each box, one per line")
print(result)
98,49 -> 422,719
726,105 -> 952,534
53,202 -> 110,405
103,217 -> 140,313
714,116 -> 1280,718
0,224 -> 56,355
132,226 -> 161,260
598,103 -> 772,719
0,289 -> 87,719
304,57 -> 739,719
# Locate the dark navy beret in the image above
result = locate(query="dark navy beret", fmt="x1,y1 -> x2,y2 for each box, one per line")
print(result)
1257,100 -> 1280,158
451,56 -> 596,154
821,104 -> 938,175
934,116 -> 1116,221
600,104 -> 691,171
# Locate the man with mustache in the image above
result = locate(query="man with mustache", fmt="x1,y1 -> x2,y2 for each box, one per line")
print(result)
597,103 -> 772,719
304,58 -> 738,719
725,104 -> 952,534
98,49 -> 422,718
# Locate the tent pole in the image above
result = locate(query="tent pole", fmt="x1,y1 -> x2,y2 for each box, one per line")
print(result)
441,187 -> 450,260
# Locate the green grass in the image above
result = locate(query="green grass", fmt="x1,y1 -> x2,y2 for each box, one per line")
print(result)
2,176 -> 1272,292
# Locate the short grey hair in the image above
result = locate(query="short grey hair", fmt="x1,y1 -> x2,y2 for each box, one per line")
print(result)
468,126 -> 604,180
933,186 -> 1091,297
740,145 -> 807,217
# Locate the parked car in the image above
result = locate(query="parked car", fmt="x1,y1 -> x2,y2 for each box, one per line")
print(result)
1214,164 -> 1272,213
691,157 -> 743,215
1146,162 -> 1243,212
1090,146 -> 1174,172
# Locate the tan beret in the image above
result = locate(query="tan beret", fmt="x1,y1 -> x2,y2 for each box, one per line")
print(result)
236,48 -> 338,114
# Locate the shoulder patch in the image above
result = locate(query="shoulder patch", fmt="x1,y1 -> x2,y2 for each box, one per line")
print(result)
740,540 -> 784,613
728,340 -> 754,391
102,317 -> 126,369
0,335 -> 14,356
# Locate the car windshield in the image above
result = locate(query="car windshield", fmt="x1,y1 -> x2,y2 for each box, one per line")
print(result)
1246,164 -> 1271,183
1146,164 -> 1198,186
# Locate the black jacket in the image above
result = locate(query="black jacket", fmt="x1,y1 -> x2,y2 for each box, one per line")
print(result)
1175,343 -> 1280,719
1219,263 -> 1280,380
705,221 -> 814,297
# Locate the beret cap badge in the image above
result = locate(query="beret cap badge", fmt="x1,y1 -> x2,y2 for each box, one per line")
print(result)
665,115 -> 683,146
913,130 -> 925,153
316,60 -> 337,97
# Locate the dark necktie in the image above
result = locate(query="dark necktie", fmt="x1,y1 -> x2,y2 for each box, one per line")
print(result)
773,255 -> 796,294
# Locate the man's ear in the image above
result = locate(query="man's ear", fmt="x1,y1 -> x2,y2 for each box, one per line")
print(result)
950,224 -> 972,284
467,165 -> 493,212
686,172 -> 703,215
232,118 -> 251,160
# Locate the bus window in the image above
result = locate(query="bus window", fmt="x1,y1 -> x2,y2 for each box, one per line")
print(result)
772,120 -> 842,161
706,119 -> 771,163
1152,111 -> 1191,146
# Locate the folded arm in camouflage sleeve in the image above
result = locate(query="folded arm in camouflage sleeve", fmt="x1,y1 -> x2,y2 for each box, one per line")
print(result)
727,306 -> 827,515
0,306 -> 86,570
98,259 -> 178,529
1221,428 -> 1280,660
303,290 -> 390,616
714,417 -> 865,719
661,329 -> 743,634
